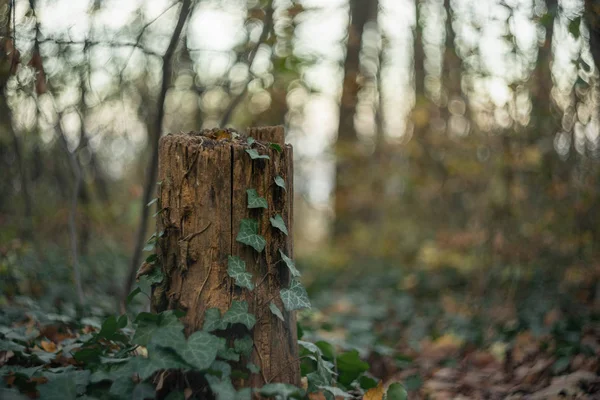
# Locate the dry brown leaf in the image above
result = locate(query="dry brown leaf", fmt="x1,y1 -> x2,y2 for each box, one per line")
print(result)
362,381 -> 384,400
41,340 -> 57,353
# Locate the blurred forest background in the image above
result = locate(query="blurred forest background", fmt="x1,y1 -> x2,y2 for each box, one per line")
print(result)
2,0 -> 600,396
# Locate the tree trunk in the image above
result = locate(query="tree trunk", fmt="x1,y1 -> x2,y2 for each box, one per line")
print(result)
334,0 -> 378,239
153,126 -> 300,388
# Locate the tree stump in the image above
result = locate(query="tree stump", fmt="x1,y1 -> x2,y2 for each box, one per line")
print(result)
153,126 -> 300,388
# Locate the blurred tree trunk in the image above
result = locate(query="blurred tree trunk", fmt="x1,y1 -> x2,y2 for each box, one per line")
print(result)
122,0 -> 193,309
1,0 -> 34,242
334,0 -> 377,239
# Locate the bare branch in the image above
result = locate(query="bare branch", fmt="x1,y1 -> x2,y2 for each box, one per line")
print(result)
219,1 -> 274,127
121,0 -> 194,310
118,1 -> 180,78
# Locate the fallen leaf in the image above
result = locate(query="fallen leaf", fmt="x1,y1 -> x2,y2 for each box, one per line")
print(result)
363,381 -> 384,400
41,340 -> 57,353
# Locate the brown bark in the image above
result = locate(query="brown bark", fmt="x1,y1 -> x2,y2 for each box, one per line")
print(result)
153,126 -> 299,388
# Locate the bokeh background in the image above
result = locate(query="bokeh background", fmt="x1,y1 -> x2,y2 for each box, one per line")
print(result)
1,0 -> 600,394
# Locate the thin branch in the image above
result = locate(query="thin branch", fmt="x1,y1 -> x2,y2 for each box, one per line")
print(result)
121,0 -> 194,309
36,38 -> 164,58
118,1 -> 180,79
219,1 -> 274,127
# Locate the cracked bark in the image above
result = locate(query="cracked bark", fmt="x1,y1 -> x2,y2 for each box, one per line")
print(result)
153,126 -> 299,389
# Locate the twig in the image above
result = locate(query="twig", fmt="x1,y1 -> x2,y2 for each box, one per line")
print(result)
197,264 -> 212,299
181,222 -> 212,242
219,1 -> 274,127
122,0 -> 194,310
192,264 -> 213,328
118,1 -> 180,80
253,343 -> 269,384
37,38 -> 164,58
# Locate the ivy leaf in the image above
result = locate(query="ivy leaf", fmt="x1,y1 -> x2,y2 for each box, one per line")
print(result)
217,347 -> 240,362
269,143 -> 282,153
245,149 -> 270,160
337,350 -> 369,386
269,302 -> 285,321
126,287 -> 142,305
97,316 -> 118,340
146,198 -> 158,207
236,388 -> 252,400
259,383 -> 304,400
0,388 -> 28,399
280,279 -> 311,311
318,386 -> 352,398
227,256 -> 255,290
236,219 -> 266,253
206,375 -> 237,400
246,189 -> 268,209
274,176 -> 286,191
247,363 -> 260,374
270,214 -> 288,235
109,376 -> 134,399
222,301 -> 256,330
203,308 -> 227,332
279,250 -> 301,277
38,372 -> 78,400
234,336 -> 253,358
149,325 -> 187,355
0,339 -> 25,352
386,382 -> 409,400
181,331 -> 224,370
247,137 -> 255,146
132,383 -> 155,400
209,360 -> 232,378
133,311 -> 183,346
146,268 -> 164,285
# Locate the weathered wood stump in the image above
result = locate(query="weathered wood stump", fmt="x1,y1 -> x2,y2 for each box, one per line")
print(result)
152,126 -> 299,388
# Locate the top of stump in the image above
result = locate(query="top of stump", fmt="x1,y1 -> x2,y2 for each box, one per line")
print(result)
164,126 -> 286,146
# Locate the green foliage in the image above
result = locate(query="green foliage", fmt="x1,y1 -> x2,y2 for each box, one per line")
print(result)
386,383 -> 408,400
246,189 -> 268,209
38,372 -> 80,400
270,214 -> 289,235
274,176 -> 286,191
269,143 -> 283,153
259,383 -> 304,399
245,149 -> 270,160
269,301 -> 285,321
279,249 -> 301,277
181,331 -> 223,370
236,219 -> 266,252
227,256 -> 255,290
222,300 -> 256,330
202,308 -> 227,332
281,279 -> 311,311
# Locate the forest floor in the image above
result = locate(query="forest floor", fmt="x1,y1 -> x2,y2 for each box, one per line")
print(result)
1,245 -> 599,399
302,266 -> 600,399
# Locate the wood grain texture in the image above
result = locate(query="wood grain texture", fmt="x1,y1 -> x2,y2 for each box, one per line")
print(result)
154,127 -> 299,388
